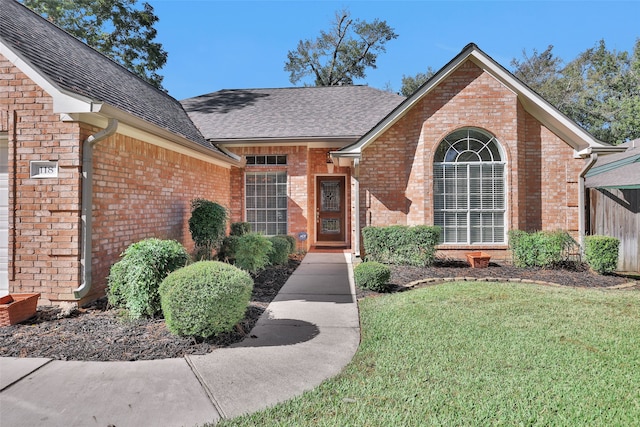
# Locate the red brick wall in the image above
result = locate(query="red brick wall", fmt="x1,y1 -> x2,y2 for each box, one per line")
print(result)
2,53 -> 232,304
1,54 -> 83,304
88,130 -> 232,303
226,146 -> 350,250
358,60 -> 583,260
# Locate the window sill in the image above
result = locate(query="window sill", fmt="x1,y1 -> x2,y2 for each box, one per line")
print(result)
436,244 -> 509,250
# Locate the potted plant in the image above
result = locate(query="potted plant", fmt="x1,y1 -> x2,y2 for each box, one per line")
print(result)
466,252 -> 491,268
0,293 -> 40,326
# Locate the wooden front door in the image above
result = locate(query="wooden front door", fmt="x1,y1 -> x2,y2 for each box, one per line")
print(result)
316,176 -> 346,243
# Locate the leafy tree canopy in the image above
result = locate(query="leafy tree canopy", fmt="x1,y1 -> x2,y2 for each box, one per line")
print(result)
512,39 -> 640,144
23,0 -> 168,90
400,67 -> 435,96
285,9 -> 398,86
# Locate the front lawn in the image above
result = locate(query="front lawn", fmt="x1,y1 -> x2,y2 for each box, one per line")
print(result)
219,282 -> 640,426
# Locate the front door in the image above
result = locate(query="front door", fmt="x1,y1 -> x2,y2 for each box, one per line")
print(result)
316,176 -> 346,244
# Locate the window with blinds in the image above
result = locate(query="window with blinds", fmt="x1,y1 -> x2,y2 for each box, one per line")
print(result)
433,128 -> 505,244
245,171 -> 287,235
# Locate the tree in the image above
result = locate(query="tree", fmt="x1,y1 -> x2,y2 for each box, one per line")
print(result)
23,0 -> 168,89
512,40 -> 640,144
400,67 -> 436,96
285,9 -> 398,86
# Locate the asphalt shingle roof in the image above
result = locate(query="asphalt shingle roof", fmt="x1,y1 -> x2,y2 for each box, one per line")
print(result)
586,140 -> 640,189
0,0 -> 221,154
181,86 -> 405,142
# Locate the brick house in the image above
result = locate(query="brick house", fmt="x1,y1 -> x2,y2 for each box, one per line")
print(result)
1,1 -> 627,306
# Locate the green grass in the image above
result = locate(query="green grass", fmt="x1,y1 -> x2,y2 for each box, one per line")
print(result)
218,282 -> 640,426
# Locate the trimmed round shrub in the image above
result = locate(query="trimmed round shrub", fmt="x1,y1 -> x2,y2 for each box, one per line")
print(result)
269,236 -> 291,265
354,261 -> 392,292
277,234 -> 296,254
235,233 -> 273,273
584,235 -> 620,274
159,261 -> 254,338
106,238 -> 190,318
189,198 -> 228,260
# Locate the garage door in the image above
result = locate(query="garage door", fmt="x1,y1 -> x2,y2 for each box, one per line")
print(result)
0,135 -> 7,296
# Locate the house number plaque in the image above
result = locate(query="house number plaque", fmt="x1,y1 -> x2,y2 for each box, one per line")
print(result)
30,161 -> 58,178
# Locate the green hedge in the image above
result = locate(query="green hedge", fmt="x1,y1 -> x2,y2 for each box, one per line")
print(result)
230,222 -> 251,237
353,261 -> 392,292
584,235 -> 620,274
159,261 -> 253,338
508,230 -> 576,268
268,236 -> 291,265
107,238 -> 190,318
235,233 -> 273,273
362,225 -> 441,266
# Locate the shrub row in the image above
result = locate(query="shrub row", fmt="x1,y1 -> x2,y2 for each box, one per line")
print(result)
584,235 -> 619,274
362,225 -> 440,266
508,230 -> 578,268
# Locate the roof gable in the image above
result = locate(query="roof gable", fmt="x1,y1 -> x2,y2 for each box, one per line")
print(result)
0,0 -> 231,159
182,86 -> 405,143
336,43 -> 623,159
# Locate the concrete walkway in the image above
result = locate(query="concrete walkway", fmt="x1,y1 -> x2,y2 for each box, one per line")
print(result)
0,252 -> 360,427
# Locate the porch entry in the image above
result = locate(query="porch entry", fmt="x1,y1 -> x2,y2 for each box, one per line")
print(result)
316,176 -> 346,244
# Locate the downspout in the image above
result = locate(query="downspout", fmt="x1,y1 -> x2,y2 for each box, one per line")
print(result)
578,151 -> 597,253
74,119 -> 118,299
353,158 -> 361,258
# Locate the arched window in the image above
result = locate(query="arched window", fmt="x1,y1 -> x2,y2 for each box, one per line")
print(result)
433,128 -> 505,244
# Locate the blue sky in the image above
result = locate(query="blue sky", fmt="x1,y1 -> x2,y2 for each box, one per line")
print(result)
149,1 -> 640,100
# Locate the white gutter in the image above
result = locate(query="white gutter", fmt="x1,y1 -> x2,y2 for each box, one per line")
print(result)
74,119 -> 119,299
578,151 -> 598,253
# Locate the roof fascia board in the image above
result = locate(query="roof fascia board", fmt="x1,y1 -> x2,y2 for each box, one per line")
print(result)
216,137 -> 358,148
1,40 -> 96,113
585,154 -> 640,178
65,110 -> 241,169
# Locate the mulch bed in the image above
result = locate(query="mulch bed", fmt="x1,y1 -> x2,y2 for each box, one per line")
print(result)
1,257 -> 637,362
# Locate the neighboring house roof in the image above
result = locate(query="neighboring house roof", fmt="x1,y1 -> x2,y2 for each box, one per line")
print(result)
335,43 -> 624,161
0,0 -> 233,161
586,139 -> 640,189
181,86 -> 405,144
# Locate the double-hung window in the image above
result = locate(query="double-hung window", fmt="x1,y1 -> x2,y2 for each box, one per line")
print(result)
245,156 -> 287,236
433,128 -> 505,244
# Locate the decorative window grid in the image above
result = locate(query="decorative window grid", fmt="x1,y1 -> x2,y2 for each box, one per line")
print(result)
433,128 -> 506,244
245,171 -> 287,236
246,155 -> 287,166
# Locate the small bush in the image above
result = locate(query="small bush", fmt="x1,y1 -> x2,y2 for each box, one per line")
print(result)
106,238 -> 190,318
509,230 -> 576,268
231,222 -> 251,237
159,261 -> 253,338
362,225 -> 441,266
277,234 -> 296,254
354,261 -> 392,292
218,235 -> 240,262
189,198 -> 228,260
269,236 -> 290,265
235,233 -> 273,273
584,235 -> 620,274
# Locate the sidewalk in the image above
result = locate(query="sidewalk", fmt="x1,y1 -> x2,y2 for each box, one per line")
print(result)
0,252 -> 360,427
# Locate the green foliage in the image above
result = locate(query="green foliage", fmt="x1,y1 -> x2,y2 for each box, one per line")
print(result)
106,238 -> 189,318
584,235 -> 620,274
189,198 -> 228,260
400,67 -> 435,96
235,233 -> 273,273
218,235 -> 240,262
512,39 -> 640,144
508,230 -> 576,268
24,0 -> 168,89
362,225 -> 441,266
353,261 -> 392,292
268,236 -> 291,266
159,261 -> 253,338
276,234 -> 296,254
230,222 -> 252,236
285,9 -> 398,86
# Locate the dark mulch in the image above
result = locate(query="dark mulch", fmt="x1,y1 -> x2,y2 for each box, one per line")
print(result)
0,256 -> 302,362
2,256 -> 637,362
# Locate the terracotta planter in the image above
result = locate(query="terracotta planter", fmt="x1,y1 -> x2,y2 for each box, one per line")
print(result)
466,252 -> 491,268
0,293 -> 40,326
